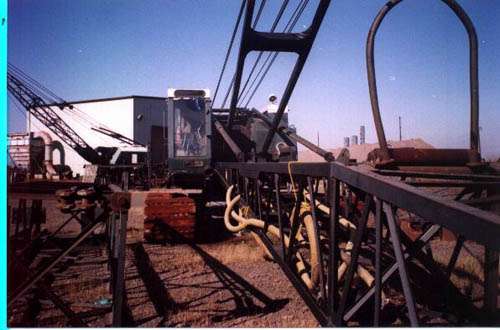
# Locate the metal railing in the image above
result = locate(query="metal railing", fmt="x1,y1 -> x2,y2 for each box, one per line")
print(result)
217,161 -> 500,326
7,188 -> 130,327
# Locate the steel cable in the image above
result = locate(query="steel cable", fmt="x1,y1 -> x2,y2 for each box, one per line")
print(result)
211,0 -> 246,107
8,70 -> 59,105
242,0 -> 309,108
238,0 -> 308,107
7,71 -> 111,146
8,63 -> 64,104
8,64 -> 131,144
221,0 -> 290,109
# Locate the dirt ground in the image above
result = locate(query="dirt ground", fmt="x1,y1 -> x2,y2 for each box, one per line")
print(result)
9,234 -> 319,327
8,192 -> 319,327
7,192 -> 499,327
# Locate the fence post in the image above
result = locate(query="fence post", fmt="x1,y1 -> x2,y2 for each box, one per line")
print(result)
110,192 -> 130,327
18,199 -> 27,241
30,200 -> 43,239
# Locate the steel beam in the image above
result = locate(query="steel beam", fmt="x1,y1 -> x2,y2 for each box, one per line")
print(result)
217,159 -> 500,325
8,210 -> 107,307
217,161 -> 500,249
213,119 -> 245,161
384,204 -> 418,326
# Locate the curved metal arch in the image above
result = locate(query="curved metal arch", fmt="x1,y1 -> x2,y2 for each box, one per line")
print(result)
366,0 -> 480,163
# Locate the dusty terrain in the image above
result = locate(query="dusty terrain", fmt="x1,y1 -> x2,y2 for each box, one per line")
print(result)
8,192 -> 319,327
9,232 -> 319,327
7,191 -> 499,327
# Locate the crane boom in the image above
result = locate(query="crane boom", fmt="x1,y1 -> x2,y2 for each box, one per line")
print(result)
7,71 -> 104,164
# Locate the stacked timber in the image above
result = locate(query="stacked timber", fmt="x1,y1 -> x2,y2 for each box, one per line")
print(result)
144,192 -> 197,241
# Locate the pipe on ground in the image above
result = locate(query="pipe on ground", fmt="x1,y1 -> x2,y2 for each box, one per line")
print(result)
34,131 -> 59,180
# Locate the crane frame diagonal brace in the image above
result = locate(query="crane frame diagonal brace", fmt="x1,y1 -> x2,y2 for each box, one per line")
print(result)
227,0 -> 331,155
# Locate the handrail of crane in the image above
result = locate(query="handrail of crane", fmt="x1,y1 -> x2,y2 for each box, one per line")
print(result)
216,161 -> 500,250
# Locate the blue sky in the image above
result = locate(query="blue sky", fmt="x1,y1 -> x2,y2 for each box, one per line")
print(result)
7,0 -> 500,159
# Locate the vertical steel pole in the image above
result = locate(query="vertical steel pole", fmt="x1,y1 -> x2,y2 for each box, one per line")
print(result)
384,203 -> 418,326
286,183 -> 302,264
327,178 -> 339,325
122,171 -> 129,192
307,177 -> 326,301
13,208 -> 20,250
274,174 -> 286,259
374,198 -> 382,326
110,191 -> 130,327
7,204 -> 11,259
112,209 -> 128,326
399,116 -> 402,141
255,178 -> 263,220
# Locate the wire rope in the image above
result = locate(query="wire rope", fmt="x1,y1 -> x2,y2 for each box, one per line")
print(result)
243,0 -> 309,108
8,64 -> 130,144
211,0 -> 246,107
221,0 -> 290,109
238,0 -> 308,106
235,0 -> 291,106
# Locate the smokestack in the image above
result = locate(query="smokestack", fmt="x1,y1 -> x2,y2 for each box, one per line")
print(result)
399,116 -> 402,141
359,125 -> 365,144
351,135 -> 358,146
344,137 -> 350,147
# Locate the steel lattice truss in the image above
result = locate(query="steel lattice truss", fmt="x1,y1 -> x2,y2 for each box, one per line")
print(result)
217,161 -> 500,326
7,72 -> 102,164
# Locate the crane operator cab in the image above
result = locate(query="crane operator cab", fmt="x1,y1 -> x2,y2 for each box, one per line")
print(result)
166,89 -> 211,179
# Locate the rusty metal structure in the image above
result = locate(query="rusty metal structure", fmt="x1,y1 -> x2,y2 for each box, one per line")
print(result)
8,186 -> 131,327
214,0 -> 500,326
7,0 -> 500,327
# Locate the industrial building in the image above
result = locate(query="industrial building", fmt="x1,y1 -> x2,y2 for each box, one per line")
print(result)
26,95 -> 167,176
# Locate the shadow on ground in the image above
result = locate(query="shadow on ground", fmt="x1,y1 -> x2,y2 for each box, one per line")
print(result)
127,226 -> 288,326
